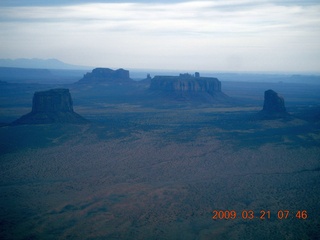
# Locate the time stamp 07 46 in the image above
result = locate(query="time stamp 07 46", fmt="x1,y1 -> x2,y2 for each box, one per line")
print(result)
212,210 -> 308,220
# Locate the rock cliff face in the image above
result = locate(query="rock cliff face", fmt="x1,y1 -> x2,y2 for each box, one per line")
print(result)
262,89 -> 287,113
258,89 -> 288,118
77,68 -> 132,84
150,76 -> 221,94
31,88 -> 74,113
149,73 -> 228,102
13,89 -> 87,124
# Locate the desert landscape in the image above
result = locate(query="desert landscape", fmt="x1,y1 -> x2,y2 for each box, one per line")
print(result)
1,0 -> 320,238
0,68 -> 320,239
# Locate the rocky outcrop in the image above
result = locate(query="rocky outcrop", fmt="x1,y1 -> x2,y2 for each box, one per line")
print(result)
263,89 -> 286,113
13,89 -> 87,124
150,76 -> 221,93
77,68 -> 132,84
149,72 -> 228,102
258,89 -> 289,118
32,88 -> 74,113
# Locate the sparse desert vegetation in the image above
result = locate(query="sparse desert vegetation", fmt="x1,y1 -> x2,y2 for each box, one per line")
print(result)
0,80 -> 320,239
2,0 -> 320,237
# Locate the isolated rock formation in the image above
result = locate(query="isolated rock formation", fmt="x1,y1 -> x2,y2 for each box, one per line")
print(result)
258,89 -> 289,118
13,88 -> 87,124
263,89 -> 286,113
32,88 -> 73,113
151,75 -> 221,93
149,72 -> 229,102
77,68 -> 132,84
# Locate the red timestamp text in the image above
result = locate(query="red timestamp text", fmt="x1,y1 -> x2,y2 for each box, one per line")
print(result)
212,210 -> 308,220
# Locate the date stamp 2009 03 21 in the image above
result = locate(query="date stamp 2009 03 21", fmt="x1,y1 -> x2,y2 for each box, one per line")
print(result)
212,210 -> 308,220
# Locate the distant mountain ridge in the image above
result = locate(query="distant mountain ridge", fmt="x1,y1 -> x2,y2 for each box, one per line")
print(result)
0,58 -> 91,70
0,67 -> 89,84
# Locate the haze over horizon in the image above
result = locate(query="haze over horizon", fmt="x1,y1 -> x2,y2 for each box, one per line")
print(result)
0,0 -> 319,73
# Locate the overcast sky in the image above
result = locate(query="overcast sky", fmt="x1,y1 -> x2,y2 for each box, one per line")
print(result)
0,0 -> 319,72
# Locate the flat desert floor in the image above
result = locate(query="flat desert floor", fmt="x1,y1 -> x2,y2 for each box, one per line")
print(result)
1,105 -> 320,240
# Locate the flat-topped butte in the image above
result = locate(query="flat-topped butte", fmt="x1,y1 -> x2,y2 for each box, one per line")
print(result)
150,72 -> 221,94
13,88 -> 87,124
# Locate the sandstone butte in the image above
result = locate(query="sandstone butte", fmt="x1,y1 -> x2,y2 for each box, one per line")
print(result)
13,88 -> 87,124
258,89 -> 289,119
77,68 -> 132,84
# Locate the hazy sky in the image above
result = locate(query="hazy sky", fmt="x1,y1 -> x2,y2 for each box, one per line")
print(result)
1,0 -> 319,72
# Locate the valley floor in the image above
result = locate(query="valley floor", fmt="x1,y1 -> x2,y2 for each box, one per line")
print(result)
1,105 -> 320,239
